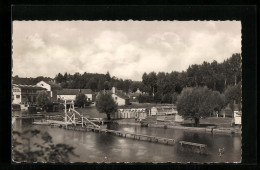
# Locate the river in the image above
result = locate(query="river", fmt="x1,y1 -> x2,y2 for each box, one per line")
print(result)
12,117 -> 241,163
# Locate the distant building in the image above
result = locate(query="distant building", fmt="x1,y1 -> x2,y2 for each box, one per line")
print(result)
111,87 -> 130,106
12,84 -> 46,104
150,106 -> 178,116
36,81 -> 61,101
233,111 -> 242,125
57,89 -> 94,102
114,108 -> 147,119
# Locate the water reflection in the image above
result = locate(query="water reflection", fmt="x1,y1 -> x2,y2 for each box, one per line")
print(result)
12,118 -> 241,162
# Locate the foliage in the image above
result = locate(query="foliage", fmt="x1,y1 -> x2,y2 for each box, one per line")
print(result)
75,93 -> 87,108
12,129 -> 78,162
161,93 -> 172,104
224,82 -> 242,111
176,87 -> 225,126
36,91 -> 51,108
96,93 -> 118,120
137,95 -> 154,103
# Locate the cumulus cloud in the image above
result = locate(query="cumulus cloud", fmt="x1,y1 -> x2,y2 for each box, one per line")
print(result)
12,21 -> 241,81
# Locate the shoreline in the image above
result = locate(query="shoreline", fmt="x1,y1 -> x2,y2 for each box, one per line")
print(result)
116,120 -> 242,135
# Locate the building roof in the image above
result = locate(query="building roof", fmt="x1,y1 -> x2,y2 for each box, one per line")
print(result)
12,77 -> 35,85
13,84 -> 46,90
57,89 -> 93,95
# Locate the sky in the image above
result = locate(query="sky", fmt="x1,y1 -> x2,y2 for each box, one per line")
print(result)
12,21 -> 241,81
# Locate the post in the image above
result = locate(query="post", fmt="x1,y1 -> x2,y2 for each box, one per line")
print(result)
64,100 -> 67,128
81,116 -> 83,127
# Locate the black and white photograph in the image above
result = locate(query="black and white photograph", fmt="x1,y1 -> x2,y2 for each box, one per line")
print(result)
12,20 -> 242,163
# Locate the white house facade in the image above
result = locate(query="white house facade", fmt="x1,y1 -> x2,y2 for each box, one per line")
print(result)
111,87 -> 130,106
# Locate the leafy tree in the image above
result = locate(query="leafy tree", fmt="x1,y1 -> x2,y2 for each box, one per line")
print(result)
224,82 -> 242,111
12,129 -> 78,162
154,92 -> 162,104
96,93 -> 117,120
36,91 -> 51,109
105,71 -> 111,82
75,93 -> 87,108
176,87 -> 224,127
55,73 -> 64,83
161,93 -> 172,104
171,92 -> 179,104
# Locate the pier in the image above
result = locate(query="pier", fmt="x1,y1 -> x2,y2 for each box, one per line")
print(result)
31,100 -> 176,146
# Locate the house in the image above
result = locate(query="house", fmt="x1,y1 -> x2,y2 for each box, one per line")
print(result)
12,84 -> 46,105
36,81 -> 61,101
111,87 -> 130,106
57,89 -> 94,102
233,111 -> 242,125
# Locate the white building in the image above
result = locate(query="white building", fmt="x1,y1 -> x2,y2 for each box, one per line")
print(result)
36,81 -> 61,101
234,111 -> 242,125
111,87 -> 130,106
12,84 -> 46,104
57,89 -> 94,102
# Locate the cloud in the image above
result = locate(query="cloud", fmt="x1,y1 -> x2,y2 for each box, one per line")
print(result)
12,21 -> 241,81
27,33 -> 46,49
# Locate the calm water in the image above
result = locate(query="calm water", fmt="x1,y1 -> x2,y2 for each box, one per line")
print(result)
13,116 -> 241,163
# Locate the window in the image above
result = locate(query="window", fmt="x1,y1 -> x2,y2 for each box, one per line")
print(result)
16,95 -> 20,99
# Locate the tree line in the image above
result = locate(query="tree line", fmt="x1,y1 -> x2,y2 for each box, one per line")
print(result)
54,53 -> 241,95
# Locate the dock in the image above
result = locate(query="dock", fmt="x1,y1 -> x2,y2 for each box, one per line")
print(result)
88,126 -> 175,145
33,120 -> 175,146
179,141 -> 207,154
14,114 -> 45,119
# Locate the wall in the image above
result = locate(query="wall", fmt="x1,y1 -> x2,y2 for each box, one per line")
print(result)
112,94 -> 125,106
57,95 -> 76,101
85,94 -> 92,102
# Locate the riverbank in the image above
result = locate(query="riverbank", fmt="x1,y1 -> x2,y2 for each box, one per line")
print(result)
116,118 -> 241,135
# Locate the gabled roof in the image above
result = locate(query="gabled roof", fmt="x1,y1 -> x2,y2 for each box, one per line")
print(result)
57,89 -> 93,95
12,77 -> 35,85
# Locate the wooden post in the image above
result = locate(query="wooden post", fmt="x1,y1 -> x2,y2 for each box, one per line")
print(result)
81,117 -> 83,127
65,100 -> 67,129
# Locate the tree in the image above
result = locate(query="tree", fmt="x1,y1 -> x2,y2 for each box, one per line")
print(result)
36,91 -> 51,109
176,87 -> 224,127
154,92 -> 162,104
161,93 -> 172,104
55,73 -> 64,83
75,93 -> 87,108
96,93 -> 118,120
12,129 -> 78,162
224,82 -> 242,111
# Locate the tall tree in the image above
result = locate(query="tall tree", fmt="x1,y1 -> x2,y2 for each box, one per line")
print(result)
224,82 -> 242,111
75,93 -> 87,108
36,91 -> 51,108
176,87 -> 224,126
96,93 -> 118,120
